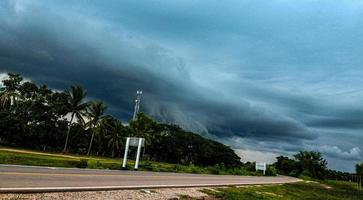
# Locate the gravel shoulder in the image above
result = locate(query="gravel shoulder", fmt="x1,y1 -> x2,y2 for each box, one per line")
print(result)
0,187 -> 209,200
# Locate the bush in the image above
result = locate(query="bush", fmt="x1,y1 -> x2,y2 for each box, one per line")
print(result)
141,161 -> 153,171
300,169 -> 313,177
186,164 -> 203,174
207,165 -> 221,175
76,159 -> 88,168
173,164 -> 184,172
87,159 -> 102,169
266,165 -> 277,176
289,169 -> 301,177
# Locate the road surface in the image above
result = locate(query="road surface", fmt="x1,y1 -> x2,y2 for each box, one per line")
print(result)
0,164 -> 300,193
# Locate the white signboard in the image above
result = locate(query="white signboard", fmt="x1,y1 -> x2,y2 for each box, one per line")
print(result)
255,162 -> 267,175
129,137 -> 145,147
122,137 -> 145,169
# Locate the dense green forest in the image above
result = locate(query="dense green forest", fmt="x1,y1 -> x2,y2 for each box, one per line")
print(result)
0,73 -> 361,180
0,73 -> 240,167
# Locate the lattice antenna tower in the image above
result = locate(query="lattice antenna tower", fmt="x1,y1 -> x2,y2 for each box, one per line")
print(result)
132,90 -> 142,121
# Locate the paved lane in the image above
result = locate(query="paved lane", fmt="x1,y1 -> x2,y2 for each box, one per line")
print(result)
0,165 -> 300,193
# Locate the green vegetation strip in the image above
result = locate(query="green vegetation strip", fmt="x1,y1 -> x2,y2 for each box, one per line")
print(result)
0,148 -> 255,175
0,148 -> 152,170
202,181 -> 363,200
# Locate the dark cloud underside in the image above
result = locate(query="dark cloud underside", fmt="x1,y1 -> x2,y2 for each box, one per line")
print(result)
1,0 -> 362,172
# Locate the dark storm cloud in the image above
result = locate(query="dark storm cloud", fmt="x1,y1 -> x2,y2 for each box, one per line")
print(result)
308,116 -> 363,130
1,0 -> 363,171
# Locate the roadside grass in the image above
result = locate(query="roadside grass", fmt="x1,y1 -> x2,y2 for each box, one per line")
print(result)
0,147 -> 164,170
202,181 -> 363,200
0,147 -> 255,175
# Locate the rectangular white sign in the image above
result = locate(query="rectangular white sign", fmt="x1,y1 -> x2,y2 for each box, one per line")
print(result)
255,162 -> 266,170
128,137 -> 145,147
255,162 -> 267,175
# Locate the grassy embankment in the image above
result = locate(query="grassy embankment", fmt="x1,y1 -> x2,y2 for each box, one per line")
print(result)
200,180 -> 363,200
0,147 -> 256,175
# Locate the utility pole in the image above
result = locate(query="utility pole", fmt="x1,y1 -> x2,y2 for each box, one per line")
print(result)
132,90 -> 142,121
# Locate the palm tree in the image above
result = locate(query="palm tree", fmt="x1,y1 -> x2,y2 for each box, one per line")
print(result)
105,120 -> 127,157
0,73 -> 22,109
62,85 -> 89,152
129,113 -> 156,145
86,101 -> 107,156
0,91 -> 12,109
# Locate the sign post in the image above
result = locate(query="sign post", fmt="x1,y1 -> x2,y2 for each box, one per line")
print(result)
122,138 -> 130,169
122,137 -> 145,169
134,138 -> 143,169
255,162 -> 267,175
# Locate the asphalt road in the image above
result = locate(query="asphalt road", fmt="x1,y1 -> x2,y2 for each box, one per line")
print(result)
0,165 -> 300,193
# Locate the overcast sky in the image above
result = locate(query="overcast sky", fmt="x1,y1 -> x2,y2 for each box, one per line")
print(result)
1,0 -> 363,172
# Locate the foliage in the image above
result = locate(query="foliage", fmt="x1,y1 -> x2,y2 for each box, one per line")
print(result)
104,117 -> 128,157
0,148 -> 251,175
86,101 -> 108,155
87,159 -> 102,169
77,159 -> 88,168
274,151 -> 328,179
0,72 -> 357,180
146,123 -> 241,167
63,85 -> 89,152
129,113 -> 157,145
0,73 -> 22,109
204,181 -> 363,200
356,163 -> 363,175
294,151 -> 327,179
0,73 -> 242,169
275,156 -> 299,176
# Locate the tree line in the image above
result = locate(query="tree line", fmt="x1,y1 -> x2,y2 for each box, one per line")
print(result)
0,73 -> 240,167
274,151 -> 363,181
0,72 -> 361,179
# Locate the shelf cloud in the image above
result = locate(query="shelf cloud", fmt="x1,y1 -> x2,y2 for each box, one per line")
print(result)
1,0 -> 363,172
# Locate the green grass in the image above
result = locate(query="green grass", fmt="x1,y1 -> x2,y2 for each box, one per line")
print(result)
0,147 -> 179,171
0,149 -> 121,169
0,147 -> 254,175
202,181 -> 363,200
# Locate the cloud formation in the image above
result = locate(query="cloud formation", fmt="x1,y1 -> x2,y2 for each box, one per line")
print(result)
1,0 -> 363,172
319,146 -> 361,161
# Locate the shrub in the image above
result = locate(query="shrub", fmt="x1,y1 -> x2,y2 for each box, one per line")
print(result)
87,159 -> 102,169
173,164 -> 184,172
207,165 -> 221,175
141,161 -> 153,171
76,159 -> 88,168
266,165 -> 277,176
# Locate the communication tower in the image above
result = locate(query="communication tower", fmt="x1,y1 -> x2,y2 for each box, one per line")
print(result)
132,90 -> 142,121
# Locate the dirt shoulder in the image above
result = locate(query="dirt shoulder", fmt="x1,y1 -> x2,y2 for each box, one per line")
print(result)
0,187 -> 210,200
